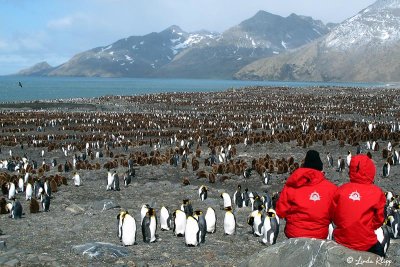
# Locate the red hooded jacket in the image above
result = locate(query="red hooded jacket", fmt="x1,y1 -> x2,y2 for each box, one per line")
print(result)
329,154 -> 386,251
276,168 -> 337,239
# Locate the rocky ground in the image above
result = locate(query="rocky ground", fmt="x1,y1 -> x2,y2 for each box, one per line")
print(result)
0,86 -> 399,266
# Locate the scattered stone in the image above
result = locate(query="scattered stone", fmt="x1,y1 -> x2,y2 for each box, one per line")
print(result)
90,200 -> 120,211
3,259 -> 20,267
71,242 -> 129,259
0,240 -> 6,250
65,203 -> 85,214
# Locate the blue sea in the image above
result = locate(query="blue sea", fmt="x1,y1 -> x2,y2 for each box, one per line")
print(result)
0,76 -> 388,102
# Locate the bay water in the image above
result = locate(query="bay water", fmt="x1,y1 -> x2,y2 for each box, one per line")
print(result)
0,76 -> 386,103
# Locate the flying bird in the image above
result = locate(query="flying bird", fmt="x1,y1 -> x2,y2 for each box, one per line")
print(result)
18,81 -> 22,88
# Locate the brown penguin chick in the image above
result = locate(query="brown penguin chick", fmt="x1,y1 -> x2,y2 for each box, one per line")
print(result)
182,177 -> 190,186
30,198 -> 40,214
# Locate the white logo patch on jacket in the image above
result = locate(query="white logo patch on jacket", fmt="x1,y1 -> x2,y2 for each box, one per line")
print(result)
309,191 -> 321,202
349,191 -> 361,201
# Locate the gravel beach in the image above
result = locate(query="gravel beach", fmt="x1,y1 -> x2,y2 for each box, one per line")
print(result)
1,86 -> 400,266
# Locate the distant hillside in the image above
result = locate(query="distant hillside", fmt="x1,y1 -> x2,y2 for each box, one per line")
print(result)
18,11 -> 330,79
155,11 -> 329,79
18,62 -> 54,76
235,0 -> 400,82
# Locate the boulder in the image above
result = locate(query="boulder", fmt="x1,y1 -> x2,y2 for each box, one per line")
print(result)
71,242 -> 129,259
0,240 -> 6,250
65,204 -> 85,214
240,238 -> 392,267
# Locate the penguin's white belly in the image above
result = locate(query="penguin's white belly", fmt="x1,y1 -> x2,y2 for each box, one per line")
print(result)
224,213 -> 235,235
121,216 -> 136,246
205,213 -> 216,233
185,218 -> 199,246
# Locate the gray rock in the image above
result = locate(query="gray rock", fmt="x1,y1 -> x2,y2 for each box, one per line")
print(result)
156,180 -> 171,187
0,240 -> 6,250
71,242 -> 129,259
65,204 -> 85,214
3,259 -> 20,267
240,238 -> 389,267
91,199 -> 120,211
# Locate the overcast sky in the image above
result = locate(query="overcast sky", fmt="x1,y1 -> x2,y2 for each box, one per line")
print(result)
0,0 -> 376,75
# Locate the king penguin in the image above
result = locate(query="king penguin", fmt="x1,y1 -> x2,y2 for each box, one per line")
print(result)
160,206 -> 172,231
140,204 -> 150,225
327,223 -> 334,240
142,207 -> 157,243
387,209 -> 400,238
205,207 -> 217,234
117,210 -> 137,246
123,170 -> 133,187
194,210 -> 207,243
25,182 -> 33,201
113,171 -> 120,191
252,195 -> 264,211
106,169 -> 114,190
73,172 -> 81,187
7,182 -> 16,200
198,185 -> 208,201
375,224 -> 390,256
261,209 -> 280,245
262,172 -> 271,185
18,177 -> 24,193
242,188 -> 250,207
221,192 -> 232,209
181,199 -> 193,216
173,209 -> 187,237
248,210 -> 264,237
33,179 -> 42,199
383,162 -> 390,177
223,206 -> 236,235
262,191 -> 273,211
10,199 -> 23,219
185,215 -> 200,247
233,185 -> 243,208
346,151 -> 352,167
44,178 -> 52,198
42,195 -> 51,212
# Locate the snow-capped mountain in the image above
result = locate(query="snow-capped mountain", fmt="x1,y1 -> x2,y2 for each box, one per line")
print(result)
156,11 -> 329,78
19,11 -> 330,78
43,25 -> 218,77
324,0 -> 400,50
235,0 -> 400,82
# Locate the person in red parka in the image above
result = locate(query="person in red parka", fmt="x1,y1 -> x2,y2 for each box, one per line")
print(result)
329,154 -> 386,257
276,150 -> 338,239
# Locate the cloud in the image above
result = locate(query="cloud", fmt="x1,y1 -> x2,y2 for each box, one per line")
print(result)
7,31 -> 48,52
47,16 -> 74,29
0,39 -> 8,49
47,13 -> 90,30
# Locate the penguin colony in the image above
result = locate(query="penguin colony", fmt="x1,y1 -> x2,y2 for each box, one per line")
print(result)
116,186 -> 280,247
0,86 -> 400,262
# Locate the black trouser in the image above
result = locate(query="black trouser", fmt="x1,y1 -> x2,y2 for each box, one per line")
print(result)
368,241 -> 385,257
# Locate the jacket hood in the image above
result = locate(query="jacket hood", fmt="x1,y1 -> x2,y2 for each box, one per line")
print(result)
286,168 -> 325,188
349,154 -> 376,184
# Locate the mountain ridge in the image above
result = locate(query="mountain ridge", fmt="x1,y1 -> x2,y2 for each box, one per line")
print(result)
18,10 -> 330,79
234,0 -> 400,82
